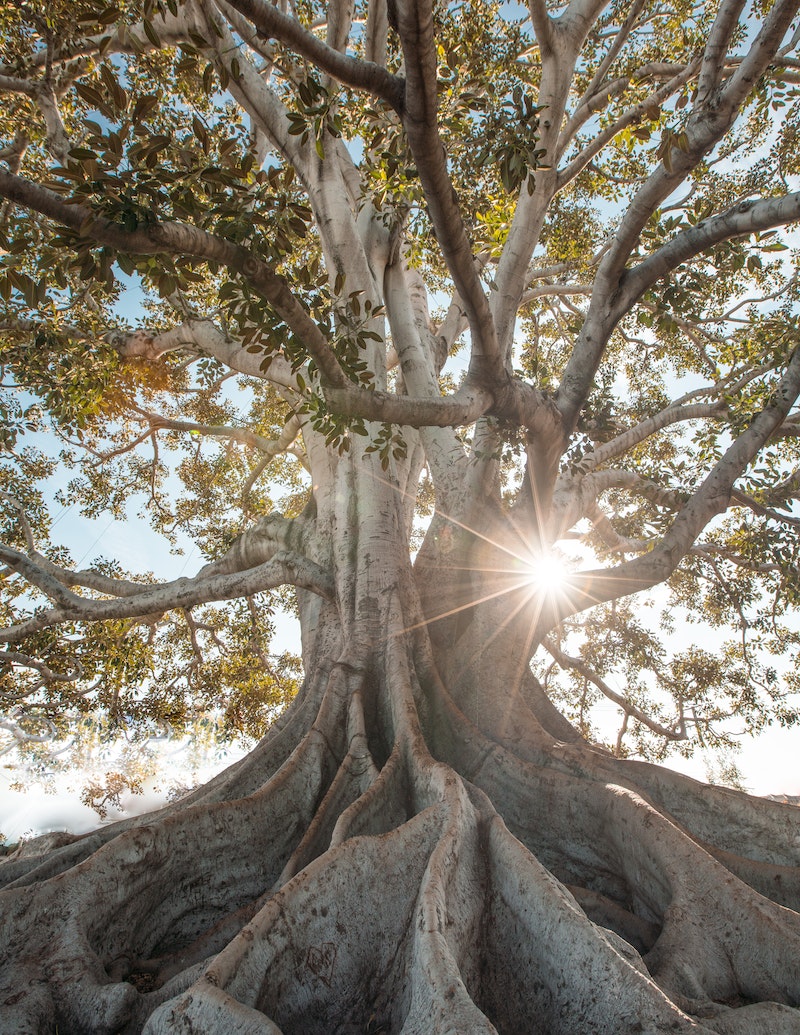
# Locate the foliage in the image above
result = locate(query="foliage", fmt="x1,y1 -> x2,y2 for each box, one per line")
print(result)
0,0 -> 799,793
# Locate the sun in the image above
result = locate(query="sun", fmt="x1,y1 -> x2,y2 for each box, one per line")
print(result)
522,551 -> 571,597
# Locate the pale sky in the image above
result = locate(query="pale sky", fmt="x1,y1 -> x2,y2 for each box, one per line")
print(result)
2,471 -> 798,844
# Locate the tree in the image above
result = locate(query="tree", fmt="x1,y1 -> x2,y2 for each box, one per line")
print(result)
2,0 -> 800,1029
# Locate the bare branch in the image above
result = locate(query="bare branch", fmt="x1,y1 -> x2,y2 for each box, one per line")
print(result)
556,60 -> 700,190
528,0 -> 554,57
543,636 -> 686,742
549,346 -> 800,625
695,0 -> 748,106
132,407 -> 295,456
395,0 -> 503,382
616,192 -> 800,317
582,402 -> 727,471
0,551 -> 334,645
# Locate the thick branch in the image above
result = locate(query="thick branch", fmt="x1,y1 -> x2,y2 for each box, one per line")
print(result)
0,169 -> 351,389
616,193 -> 800,316
394,0 -> 503,381
695,0 -> 748,106
548,346 -> 800,626
224,0 -> 403,108
0,551 -> 334,645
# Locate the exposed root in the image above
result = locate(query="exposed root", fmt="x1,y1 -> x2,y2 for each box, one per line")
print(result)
143,806 -> 448,1034
2,612 -> 800,1033
478,816 -> 704,1033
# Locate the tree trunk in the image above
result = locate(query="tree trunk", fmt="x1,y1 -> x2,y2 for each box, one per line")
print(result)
2,452 -> 800,1034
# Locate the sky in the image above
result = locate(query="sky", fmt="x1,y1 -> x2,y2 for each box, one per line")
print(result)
1,489 -> 798,845
2,290 -> 798,843
2,22 -> 799,841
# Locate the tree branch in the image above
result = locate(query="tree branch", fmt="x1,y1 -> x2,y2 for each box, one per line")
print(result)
0,168 -> 351,387
0,170 -> 503,430
695,0 -> 748,106
543,636 -> 686,742
132,406 -> 295,456
527,0 -> 554,56
0,551 -> 334,645
118,319 -> 301,391
557,0 -> 800,432
223,0 -> 404,108
615,192 -> 800,317
572,0 -> 648,111
548,345 -> 800,626
394,0 -> 503,381
556,60 -> 700,191
582,402 -> 727,471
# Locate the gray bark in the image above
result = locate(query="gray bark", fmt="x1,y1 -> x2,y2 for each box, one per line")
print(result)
2,451 -> 800,1034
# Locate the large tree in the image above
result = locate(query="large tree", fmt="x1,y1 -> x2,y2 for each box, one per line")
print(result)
2,0 -> 800,1030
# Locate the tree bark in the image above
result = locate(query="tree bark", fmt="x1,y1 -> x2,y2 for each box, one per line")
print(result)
2,450 -> 800,1034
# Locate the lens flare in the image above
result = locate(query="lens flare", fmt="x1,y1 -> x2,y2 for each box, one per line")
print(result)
524,551 -> 570,597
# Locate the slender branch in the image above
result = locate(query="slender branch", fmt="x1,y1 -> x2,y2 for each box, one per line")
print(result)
0,651 -> 82,683
692,542 -> 783,573
557,60 -> 700,191
730,488 -> 800,529
582,402 -> 727,471
573,0 -> 648,109
585,501 -> 652,555
582,469 -> 688,512
0,492 -> 36,552
132,407 -> 293,455
543,636 -> 686,741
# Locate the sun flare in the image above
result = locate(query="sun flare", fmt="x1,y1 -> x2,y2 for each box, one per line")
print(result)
523,551 -> 571,597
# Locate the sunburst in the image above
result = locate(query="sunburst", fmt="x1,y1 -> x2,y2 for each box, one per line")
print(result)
520,550 -> 571,600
